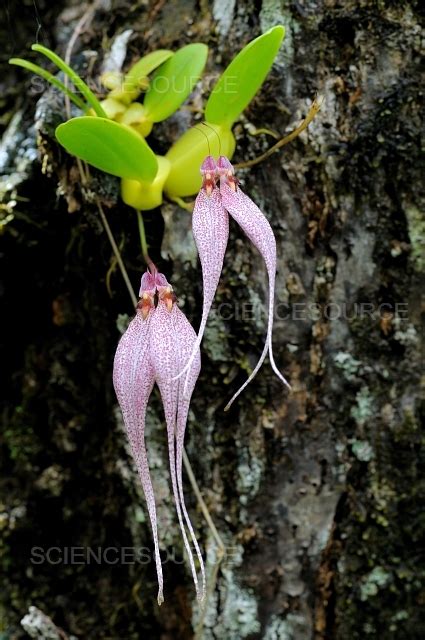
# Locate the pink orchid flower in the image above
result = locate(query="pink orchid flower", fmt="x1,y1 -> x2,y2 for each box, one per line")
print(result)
113,270 -> 205,605
178,155 -> 291,409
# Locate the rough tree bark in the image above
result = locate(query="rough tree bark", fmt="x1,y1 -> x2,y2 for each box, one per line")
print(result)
1,1 -> 424,639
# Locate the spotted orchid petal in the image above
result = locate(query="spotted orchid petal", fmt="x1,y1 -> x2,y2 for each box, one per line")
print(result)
175,156 -> 229,397
113,284 -> 163,605
218,156 -> 291,410
148,277 -> 205,601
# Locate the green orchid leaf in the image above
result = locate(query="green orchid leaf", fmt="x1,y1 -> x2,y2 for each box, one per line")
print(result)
122,50 -> 174,99
9,58 -> 87,112
205,25 -> 285,127
143,43 -> 208,123
108,50 -> 174,105
32,44 -> 107,118
55,117 -> 158,182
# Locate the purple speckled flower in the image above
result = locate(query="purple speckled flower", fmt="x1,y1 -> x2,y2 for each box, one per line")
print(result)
113,271 -> 205,605
179,156 -> 291,409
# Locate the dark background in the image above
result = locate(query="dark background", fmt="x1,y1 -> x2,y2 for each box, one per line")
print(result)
1,0 -> 424,638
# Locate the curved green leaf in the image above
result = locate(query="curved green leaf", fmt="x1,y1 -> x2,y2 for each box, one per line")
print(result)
205,26 -> 285,127
32,44 -> 107,118
9,58 -> 87,112
109,50 -> 174,104
144,43 -> 208,123
125,50 -> 173,93
55,117 -> 158,182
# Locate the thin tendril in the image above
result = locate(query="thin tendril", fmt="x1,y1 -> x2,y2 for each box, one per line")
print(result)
201,121 -> 221,156
32,0 -> 45,44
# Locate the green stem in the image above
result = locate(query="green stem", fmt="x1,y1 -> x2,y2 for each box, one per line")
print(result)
9,59 -> 87,112
32,44 -> 107,118
136,209 -> 156,273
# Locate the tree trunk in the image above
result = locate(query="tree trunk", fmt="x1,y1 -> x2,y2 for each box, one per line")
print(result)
1,1 -> 423,638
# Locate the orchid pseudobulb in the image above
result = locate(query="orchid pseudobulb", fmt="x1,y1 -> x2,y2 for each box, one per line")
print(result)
113,271 -> 205,605
179,155 -> 291,408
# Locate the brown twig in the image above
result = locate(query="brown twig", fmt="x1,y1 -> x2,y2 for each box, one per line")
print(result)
234,95 -> 323,169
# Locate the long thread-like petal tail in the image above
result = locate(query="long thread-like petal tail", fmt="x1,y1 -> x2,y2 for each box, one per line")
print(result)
113,313 -> 164,604
149,302 -> 203,601
174,187 -> 229,399
223,340 -> 270,411
220,181 -> 291,410
173,307 -> 205,601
